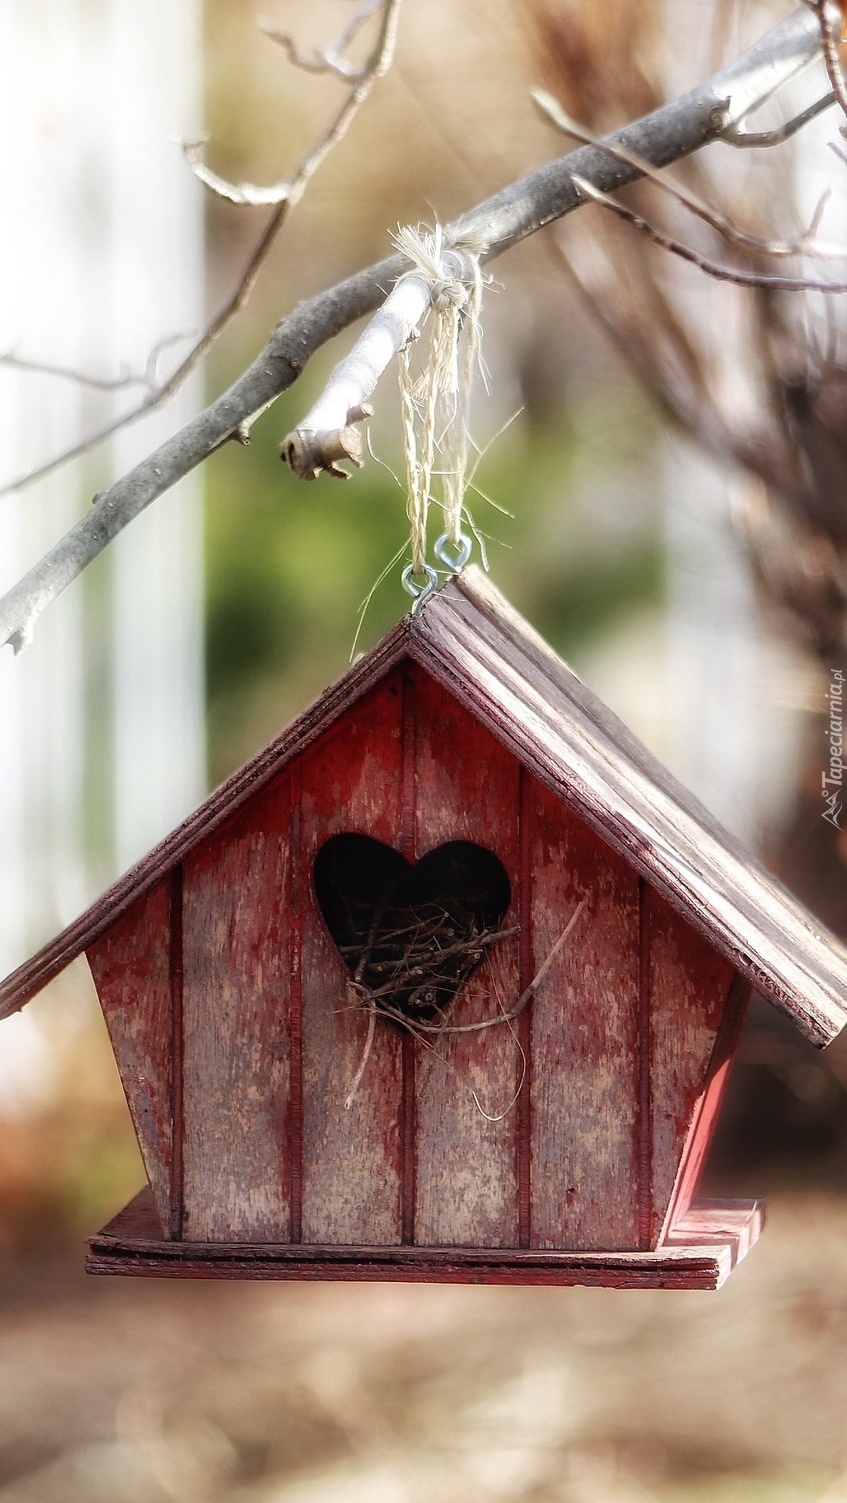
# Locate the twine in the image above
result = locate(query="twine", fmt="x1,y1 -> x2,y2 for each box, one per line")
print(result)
393,223 -> 486,577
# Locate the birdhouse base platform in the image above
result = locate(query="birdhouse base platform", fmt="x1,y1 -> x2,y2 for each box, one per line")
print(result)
86,1190 -> 764,1291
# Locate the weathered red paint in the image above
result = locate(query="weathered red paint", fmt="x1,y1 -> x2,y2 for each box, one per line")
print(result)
3,569 -> 846,1288
79,658 -> 753,1278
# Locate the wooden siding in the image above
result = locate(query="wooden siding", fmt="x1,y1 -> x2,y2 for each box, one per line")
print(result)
528,779 -> 640,1250
87,878 -> 174,1231
180,776 -> 292,1242
411,670 -> 521,1249
643,887 -> 737,1244
298,675 -> 405,1245
87,666 -> 751,1256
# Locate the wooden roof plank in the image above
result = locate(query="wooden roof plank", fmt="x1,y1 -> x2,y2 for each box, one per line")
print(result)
412,572 -> 847,1045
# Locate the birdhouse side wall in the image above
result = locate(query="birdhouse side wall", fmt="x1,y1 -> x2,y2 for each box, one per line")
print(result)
180,775 -> 293,1242
290,666 -> 742,1253
87,876 -> 175,1232
643,886 -> 740,1243
660,971 -> 749,1236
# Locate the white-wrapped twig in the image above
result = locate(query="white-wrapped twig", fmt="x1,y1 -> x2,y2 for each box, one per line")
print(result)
280,225 -> 485,490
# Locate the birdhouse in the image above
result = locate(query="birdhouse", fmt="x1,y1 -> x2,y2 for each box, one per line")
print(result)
2,568 -> 846,1290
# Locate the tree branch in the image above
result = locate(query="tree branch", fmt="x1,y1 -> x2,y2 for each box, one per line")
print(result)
572,175 -> 847,292
533,92 -> 844,259
185,0 -> 402,207
260,0 -> 384,84
0,0 -> 403,500
0,6 -> 827,653
808,0 -> 847,121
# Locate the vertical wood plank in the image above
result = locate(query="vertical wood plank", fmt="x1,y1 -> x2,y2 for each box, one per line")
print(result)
299,675 -> 405,1245
168,867 -> 184,1239
287,772 -> 304,1244
181,775 -> 292,1242
517,768 -> 534,1248
87,878 -> 174,1232
665,973 -> 750,1230
637,880 -> 654,1250
529,779 -> 640,1251
412,670 -> 521,1249
646,886 -> 737,1241
400,670 -> 418,1244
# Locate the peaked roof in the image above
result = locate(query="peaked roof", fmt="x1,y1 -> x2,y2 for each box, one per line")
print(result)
2,567 -> 846,1046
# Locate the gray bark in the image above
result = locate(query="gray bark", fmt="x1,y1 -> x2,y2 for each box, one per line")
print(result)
0,6 -> 825,651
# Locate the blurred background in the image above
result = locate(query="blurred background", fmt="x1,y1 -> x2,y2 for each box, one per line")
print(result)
1,0 -> 847,1498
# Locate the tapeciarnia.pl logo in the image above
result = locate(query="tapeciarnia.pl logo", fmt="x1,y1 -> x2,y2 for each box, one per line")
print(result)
822,668 -> 844,830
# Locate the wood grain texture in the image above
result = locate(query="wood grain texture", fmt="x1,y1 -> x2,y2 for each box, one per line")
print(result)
644,886 -> 736,1244
181,775 -> 292,1242
528,778 -> 640,1251
299,676 -> 404,1245
87,1188 -> 764,1290
86,879 -> 174,1231
411,669 -> 521,1249
665,972 -> 751,1232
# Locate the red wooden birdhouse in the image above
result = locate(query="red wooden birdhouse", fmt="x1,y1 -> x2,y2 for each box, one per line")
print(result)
2,568 -> 846,1289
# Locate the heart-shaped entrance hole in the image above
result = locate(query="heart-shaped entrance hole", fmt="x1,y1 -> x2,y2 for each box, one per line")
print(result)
314,835 -> 512,1024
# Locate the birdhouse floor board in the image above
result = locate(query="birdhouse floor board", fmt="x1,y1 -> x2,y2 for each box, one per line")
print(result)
85,1190 -> 764,1290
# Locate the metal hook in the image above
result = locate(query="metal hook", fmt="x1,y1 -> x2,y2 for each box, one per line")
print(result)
402,562 -> 438,616
434,531 -> 472,574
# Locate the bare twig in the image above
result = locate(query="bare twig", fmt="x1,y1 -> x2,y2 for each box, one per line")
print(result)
0,7 -> 828,652
0,338 -> 191,393
0,203 -> 288,500
572,175 -> 847,292
534,91 -> 846,259
261,0 -> 383,83
339,901 -> 583,1119
808,0 -> 847,122
0,0 -> 404,502
185,0 -> 402,207
367,902 -> 585,1035
345,1000 -> 377,1109
722,88 -> 837,145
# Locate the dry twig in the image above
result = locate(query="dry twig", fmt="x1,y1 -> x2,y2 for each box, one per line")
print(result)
807,0 -> 847,123
0,0 -> 403,503
261,0 -> 384,83
535,91 -> 844,259
354,902 -> 584,1037
572,175 -> 847,293
343,901 -> 585,1115
0,337 -> 191,393
0,7 -> 830,652
185,0 -> 401,207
